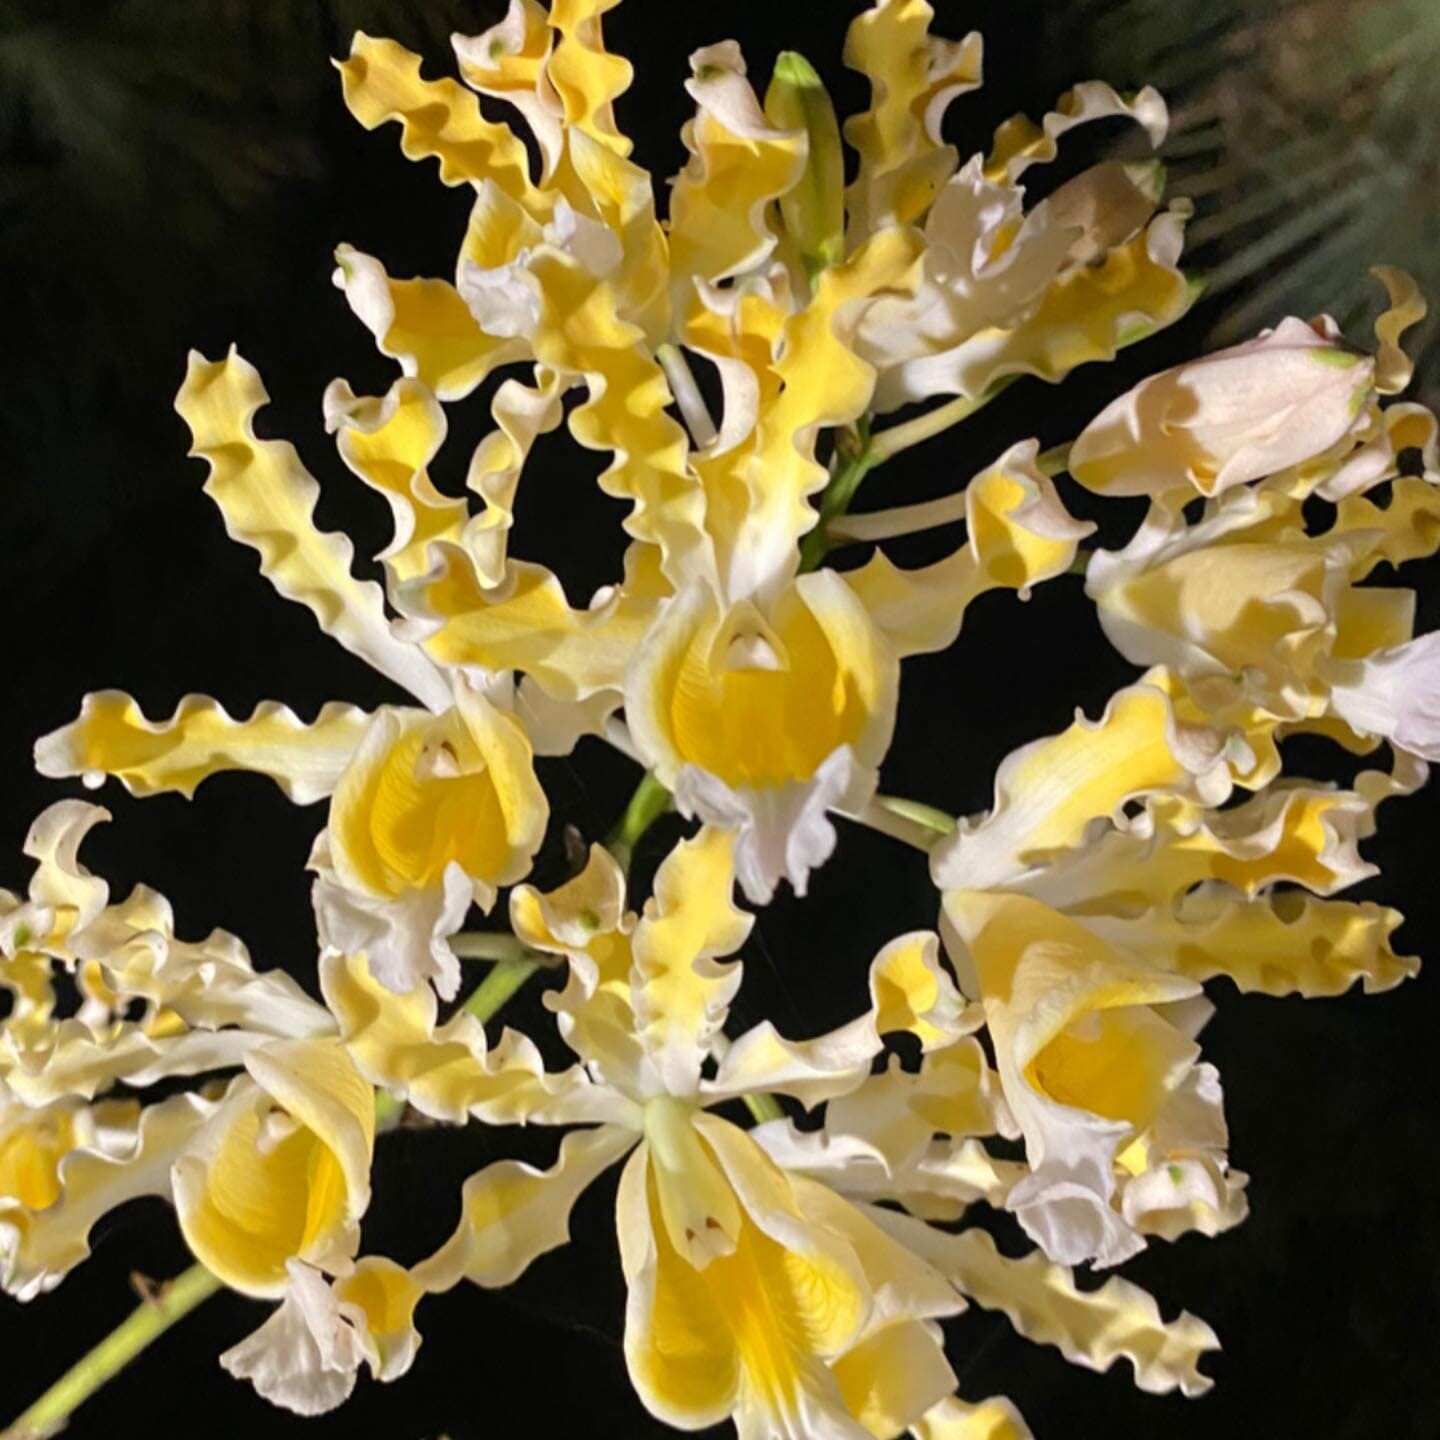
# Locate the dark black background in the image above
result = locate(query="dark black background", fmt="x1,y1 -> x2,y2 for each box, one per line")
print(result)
3,3 -> 1437,1436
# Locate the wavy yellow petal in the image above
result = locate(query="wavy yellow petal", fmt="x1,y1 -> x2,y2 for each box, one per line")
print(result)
632,828 -> 750,1095
842,1 -> 983,232
175,349 -> 450,711
35,692 -> 372,804
334,246 -> 524,402
325,377 -> 468,585
337,33 -> 538,199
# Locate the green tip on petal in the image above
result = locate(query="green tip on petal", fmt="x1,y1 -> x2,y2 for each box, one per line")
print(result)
772,50 -> 823,90
765,50 -> 845,285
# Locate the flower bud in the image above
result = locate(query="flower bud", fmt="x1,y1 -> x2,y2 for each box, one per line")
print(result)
764,51 -> 845,278
1070,316 -> 1375,498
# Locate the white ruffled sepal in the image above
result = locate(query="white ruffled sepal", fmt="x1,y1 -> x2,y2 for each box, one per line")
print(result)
220,1261 -> 368,1417
310,835 -> 471,1001
672,745 -> 872,905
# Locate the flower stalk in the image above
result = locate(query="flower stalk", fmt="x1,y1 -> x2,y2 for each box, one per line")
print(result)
4,1264 -> 223,1439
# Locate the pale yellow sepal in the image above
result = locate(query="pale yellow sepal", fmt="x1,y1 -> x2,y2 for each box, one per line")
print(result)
459,367 -> 566,588
931,680 -> 1235,893
545,0 -> 633,158
176,348 -> 451,712
668,42 -> 806,310
453,1 -> 563,181
844,441 -> 1092,657
693,226 -> 923,601
708,931 -> 969,1111
876,1210 -> 1219,1397
35,691 -> 373,804
1371,265 -> 1426,396
631,827 -> 752,1098
319,949 -> 595,1127
400,549 -> 658,703
1,1090 -> 215,1301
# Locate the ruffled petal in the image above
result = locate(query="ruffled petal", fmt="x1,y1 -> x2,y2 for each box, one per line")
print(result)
336,34 -> 539,199
401,549 -> 657,701
333,245 -> 525,402
319,949 -> 598,1126
842,441 -> 1093,657
707,932 -> 968,1109
35,692 -> 373,804
412,1124 -> 635,1291
1,1091 -> 215,1300
873,1210 -> 1218,1397
175,349 -> 451,711
913,1395 -> 1034,1440
630,827 -> 751,1098
842,1 -> 983,235
219,1259 -> 367,1416
323,377 -> 468,586
667,42 -> 806,309
930,680 -> 1236,893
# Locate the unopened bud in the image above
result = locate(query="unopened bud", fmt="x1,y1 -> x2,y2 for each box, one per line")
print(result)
764,51 -> 845,278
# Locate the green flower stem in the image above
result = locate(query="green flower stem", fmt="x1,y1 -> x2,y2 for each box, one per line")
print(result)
841,796 -> 949,852
656,343 -> 717,449
605,771 -> 673,873
464,956 -> 542,1025
449,931 -> 535,964
872,794 -> 957,836
1037,441 -> 1072,477
742,1092 -> 785,1125
5,1263 -> 222,1439
798,428 -> 877,573
867,377 -> 1016,463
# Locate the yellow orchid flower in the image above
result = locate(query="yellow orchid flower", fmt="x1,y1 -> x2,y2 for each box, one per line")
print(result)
1084,466 -> 1440,756
0,802 -> 387,1374
35,350 -> 558,999
173,1039 -> 374,1297
910,668 -> 1418,1267
625,572 -> 899,903
1068,271 -> 1440,758
391,829 -> 986,1436
13,2 -> 1440,1434
1,803 -> 334,1105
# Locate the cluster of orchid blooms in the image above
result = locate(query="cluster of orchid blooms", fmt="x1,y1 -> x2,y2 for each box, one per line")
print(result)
4,1 -> 1438,1435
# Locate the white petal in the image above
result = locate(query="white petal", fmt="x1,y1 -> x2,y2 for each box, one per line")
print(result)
311,841 -> 471,1001
220,1261 -> 366,1416
675,744 -> 872,905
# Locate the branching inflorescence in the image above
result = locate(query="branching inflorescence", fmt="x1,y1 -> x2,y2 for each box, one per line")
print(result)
4,1 -> 1438,1436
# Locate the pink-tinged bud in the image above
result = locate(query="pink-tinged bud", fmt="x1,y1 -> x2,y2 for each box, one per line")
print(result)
1070,316 -> 1375,498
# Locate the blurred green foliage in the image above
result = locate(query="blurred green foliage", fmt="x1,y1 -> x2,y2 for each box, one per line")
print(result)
0,0 -> 481,431
1066,0 -> 1440,402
